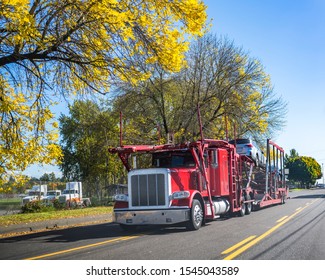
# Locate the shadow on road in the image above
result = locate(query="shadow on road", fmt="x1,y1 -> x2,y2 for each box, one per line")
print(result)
292,194 -> 325,199
0,211 -> 252,247
0,223 -> 131,244
0,222 -> 185,246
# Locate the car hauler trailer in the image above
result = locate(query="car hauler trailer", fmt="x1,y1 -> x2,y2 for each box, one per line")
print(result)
109,138 -> 287,231
251,139 -> 287,209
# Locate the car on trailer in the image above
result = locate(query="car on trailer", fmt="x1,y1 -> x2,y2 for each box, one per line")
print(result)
229,138 -> 266,167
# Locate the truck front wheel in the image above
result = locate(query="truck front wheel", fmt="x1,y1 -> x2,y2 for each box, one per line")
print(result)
187,199 -> 203,230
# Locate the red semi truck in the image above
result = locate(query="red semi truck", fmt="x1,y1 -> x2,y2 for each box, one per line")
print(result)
110,138 -> 287,230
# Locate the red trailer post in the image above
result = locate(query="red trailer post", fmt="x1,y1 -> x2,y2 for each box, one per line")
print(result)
251,139 -> 287,209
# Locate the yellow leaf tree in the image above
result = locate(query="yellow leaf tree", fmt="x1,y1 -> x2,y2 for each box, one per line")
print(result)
0,0 -> 207,184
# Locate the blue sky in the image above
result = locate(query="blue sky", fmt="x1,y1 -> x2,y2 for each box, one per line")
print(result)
204,0 -> 325,180
24,0 -> 325,181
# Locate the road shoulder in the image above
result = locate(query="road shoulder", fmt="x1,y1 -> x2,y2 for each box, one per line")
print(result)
0,213 -> 113,238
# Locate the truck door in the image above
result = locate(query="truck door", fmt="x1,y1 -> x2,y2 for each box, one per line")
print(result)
209,148 -> 230,196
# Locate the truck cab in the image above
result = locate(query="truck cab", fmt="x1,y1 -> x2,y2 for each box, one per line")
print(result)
42,190 -> 62,205
58,182 -> 91,207
58,182 -> 82,205
22,185 -> 48,205
111,140 -> 254,230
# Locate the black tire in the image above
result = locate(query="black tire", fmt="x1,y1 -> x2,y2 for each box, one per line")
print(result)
186,199 -> 203,230
83,199 -> 91,207
239,199 -> 246,217
245,195 -> 252,215
281,193 -> 286,204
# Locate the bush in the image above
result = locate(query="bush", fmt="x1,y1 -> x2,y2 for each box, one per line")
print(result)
52,199 -> 65,210
21,200 -> 55,213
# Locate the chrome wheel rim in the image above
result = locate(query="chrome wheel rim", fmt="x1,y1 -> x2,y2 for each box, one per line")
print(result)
193,204 -> 203,225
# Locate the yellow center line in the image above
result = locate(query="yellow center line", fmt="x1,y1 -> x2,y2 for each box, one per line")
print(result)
223,198 -> 320,260
25,235 -> 142,260
221,235 -> 257,255
276,216 -> 288,223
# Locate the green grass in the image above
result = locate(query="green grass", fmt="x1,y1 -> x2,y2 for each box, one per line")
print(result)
0,206 -> 113,227
0,198 -> 21,210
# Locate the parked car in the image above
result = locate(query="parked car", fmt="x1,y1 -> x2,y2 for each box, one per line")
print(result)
229,138 -> 266,167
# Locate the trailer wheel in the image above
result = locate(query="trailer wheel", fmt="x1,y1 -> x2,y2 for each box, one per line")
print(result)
239,200 -> 246,217
245,195 -> 252,215
187,199 -> 203,230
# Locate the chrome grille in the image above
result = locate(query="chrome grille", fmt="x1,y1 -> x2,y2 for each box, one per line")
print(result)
131,173 -> 165,206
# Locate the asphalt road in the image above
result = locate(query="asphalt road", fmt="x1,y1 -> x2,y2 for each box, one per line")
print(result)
0,188 -> 324,260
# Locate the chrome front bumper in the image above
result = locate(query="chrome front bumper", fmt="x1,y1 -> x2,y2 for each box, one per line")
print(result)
114,208 -> 190,225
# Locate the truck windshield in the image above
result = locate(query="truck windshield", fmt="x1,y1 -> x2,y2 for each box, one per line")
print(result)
152,151 -> 195,168
28,191 -> 38,196
63,190 -> 76,194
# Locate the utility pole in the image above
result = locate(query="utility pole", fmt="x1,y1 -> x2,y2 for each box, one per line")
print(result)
322,163 -> 325,188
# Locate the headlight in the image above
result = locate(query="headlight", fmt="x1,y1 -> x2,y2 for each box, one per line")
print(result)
114,194 -> 128,202
171,191 -> 190,200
